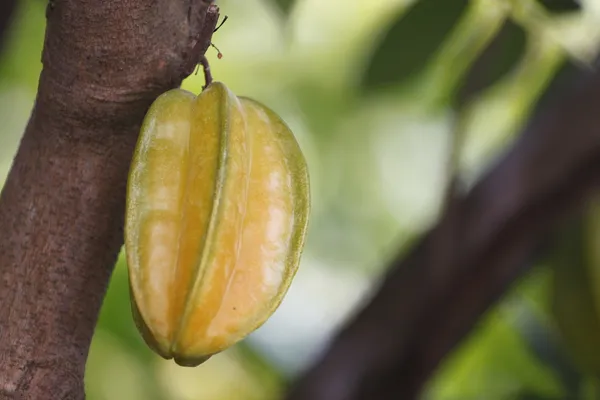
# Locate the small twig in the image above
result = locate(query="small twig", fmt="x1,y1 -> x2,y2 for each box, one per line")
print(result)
210,42 -> 223,59
214,15 -> 228,33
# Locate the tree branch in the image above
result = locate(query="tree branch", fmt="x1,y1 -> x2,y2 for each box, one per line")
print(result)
286,67 -> 600,400
0,0 -> 218,398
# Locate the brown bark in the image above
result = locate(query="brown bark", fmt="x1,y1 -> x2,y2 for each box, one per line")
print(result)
0,1 -> 218,398
285,67 -> 600,400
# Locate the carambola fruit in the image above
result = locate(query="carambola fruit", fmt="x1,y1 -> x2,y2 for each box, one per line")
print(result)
124,82 -> 310,367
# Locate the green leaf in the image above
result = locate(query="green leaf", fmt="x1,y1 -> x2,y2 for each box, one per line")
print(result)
549,214 -> 600,380
426,310 -> 564,399
456,19 -> 527,107
511,296 -> 581,396
514,392 -> 560,400
272,0 -> 296,16
537,0 -> 581,13
529,59 -> 579,115
360,0 -> 469,92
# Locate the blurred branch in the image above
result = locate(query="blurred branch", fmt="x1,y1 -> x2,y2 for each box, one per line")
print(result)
286,65 -> 600,399
0,0 -> 218,398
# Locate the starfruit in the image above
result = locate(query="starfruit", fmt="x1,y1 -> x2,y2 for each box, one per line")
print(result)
124,82 -> 310,367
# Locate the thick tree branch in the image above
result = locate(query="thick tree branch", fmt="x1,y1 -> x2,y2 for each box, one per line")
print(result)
0,0 -> 218,398
286,67 -> 600,400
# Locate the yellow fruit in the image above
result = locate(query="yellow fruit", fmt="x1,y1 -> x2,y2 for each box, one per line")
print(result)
124,82 -> 310,366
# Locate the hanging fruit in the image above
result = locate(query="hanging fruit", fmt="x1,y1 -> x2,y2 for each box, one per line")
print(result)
124,81 -> 310,367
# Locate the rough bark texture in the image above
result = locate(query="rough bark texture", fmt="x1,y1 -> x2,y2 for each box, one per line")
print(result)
0,1 -> 218,398
286,67 -> 600,400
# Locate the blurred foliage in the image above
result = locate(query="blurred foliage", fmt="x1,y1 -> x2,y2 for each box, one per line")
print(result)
271,0 -> 296,16
360,0 -> 469,92
539,0 -> 582,13
1,0 -> 600,399
456,19 -> 527,106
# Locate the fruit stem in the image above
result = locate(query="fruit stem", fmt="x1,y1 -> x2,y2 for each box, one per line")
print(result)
200,55 -> 213,89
